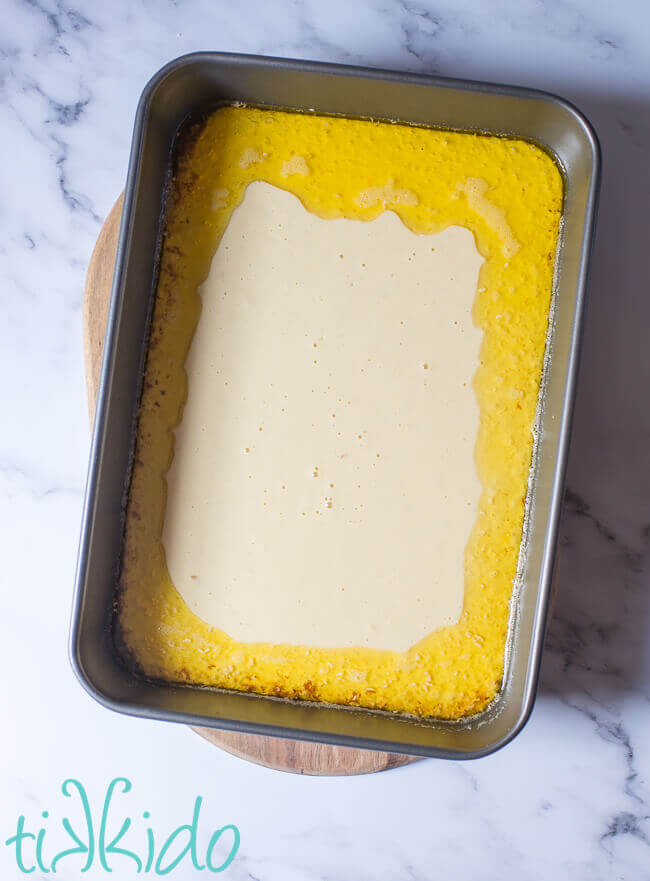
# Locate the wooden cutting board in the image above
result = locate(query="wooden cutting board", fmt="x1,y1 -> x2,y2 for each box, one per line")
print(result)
83,195 -> 421,775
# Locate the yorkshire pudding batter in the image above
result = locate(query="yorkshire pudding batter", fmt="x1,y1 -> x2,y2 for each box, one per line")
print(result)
116,106 -> 563,719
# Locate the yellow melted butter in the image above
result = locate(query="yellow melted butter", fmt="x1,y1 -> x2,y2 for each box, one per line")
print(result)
116,106 -> 563,719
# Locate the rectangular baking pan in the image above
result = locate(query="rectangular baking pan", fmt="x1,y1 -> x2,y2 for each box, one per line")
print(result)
71,52 -> 600,759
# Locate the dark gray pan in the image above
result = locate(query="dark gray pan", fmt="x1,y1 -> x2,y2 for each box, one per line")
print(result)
71,52 -> 600,759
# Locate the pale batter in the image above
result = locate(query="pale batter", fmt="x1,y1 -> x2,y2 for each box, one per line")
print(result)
163,181 -> 484,651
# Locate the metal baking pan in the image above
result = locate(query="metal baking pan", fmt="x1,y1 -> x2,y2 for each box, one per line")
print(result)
71,52 -> 600,759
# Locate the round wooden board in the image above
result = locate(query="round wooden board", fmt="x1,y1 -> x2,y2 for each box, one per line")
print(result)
84,196 -> 421,775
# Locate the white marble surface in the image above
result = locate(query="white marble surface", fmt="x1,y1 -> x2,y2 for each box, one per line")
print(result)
2,0 -> 650,878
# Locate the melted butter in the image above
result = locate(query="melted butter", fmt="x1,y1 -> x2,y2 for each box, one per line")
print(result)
117,106 -> 563,719
163,181 -> 483,651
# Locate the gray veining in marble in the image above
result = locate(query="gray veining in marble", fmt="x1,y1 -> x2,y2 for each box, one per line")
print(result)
1,0 -> 649,878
